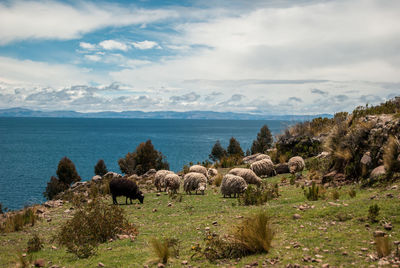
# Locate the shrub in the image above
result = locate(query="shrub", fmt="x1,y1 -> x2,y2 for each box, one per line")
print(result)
209,140 -> 226,162
193,211 -> 274,262
27,234 -> 43,253
213,174 -> 223,187
251,125 -> 273,154
150,238 -> 180,264
94,159 -> 108,176
56,198 -> 138,258
217,155 -> 242,168
0,208 -> 38,233
0,203 -> 4,214
375,236 -> 391,258
227,137 -> 244,157
239,183 -> 279,206
349,188 -> 357,198
43,176 -> 68,200
15,253 -> 33,268
368,204 -> 380,223
332,189 -> 340,200
289,175 -> 296,185
118,140 -> 169,175
383,136 -> 400,177
304,182 -> 324,201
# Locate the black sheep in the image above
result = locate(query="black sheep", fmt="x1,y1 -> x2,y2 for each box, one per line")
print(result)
109,178 -> 144,205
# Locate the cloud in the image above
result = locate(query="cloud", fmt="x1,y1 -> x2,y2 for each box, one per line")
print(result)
132,40 -> 160,50
84,54 -> 102,62
79,42 -> 96,50
288,97 -> 303,103
311,88 -> 328,96
170,92 -> 201,103
0,1 -> 177,45
99,40 -> 129,51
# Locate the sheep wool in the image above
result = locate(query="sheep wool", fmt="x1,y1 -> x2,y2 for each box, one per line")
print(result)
250,159 -> 275,177
189,165 -> 208,178
164,173 -> 181,194
154,170 -> 174,191
207,168 -> 218,178
242,153 -> 271,164
228,168 -> 262,186
220,174 -> 247,198
183,172 -> 208,195
288,156 -> 305,174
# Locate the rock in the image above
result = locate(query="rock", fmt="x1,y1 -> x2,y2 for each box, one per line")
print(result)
34,259 -> 45,267
152,208 -> 157,212
157,263 -> 165,268
383,223 -> 393,230
328,202 -> 341,207
361,248 -> 368,252
317,152 -> 330,159
342,251 -> 348,256
71,181 -> 87,189
98,262 -> 105,267
370,165 -> 386,178
293,214 -> 302,220
64,209 -> 71,213
22,253 -> 27,257
117,234 -> 130,240
322,171 -> 337,184
205,227 -> 210,231
47,218 -> 52,222
51,245 -> 57,250
181,260 -> 188,265
361,152 -> 372,166
156,193 -> 161,196
373,230 -> 386,237
143,169 -> 157,178
167,203 -> 172,207
92,175 -> 102,182
378,259 -> 390,266
212,221 -> 218,225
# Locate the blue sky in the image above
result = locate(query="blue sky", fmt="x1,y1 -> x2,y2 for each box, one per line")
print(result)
0,0 -> 399,114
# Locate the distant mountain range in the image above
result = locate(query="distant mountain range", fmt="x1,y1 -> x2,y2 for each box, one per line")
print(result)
0,108 -> 332,121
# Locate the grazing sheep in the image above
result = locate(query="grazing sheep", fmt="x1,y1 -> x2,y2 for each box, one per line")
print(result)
275,163 -> 290,174
250,159 -> 276,177
220,174 -> 247,198
189,165 -> 208,178
243,153 -> 271,164
164,173 -> 181,194
228,168 -> 262,186
109,178 -> 144,205
208,168 -> 218,178
183,172 -> 207,195
288,156 -> 305,174
154,170 -> 174,192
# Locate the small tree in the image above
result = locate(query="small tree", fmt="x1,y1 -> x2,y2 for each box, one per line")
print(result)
43,176 -> 69,200
251,125 -> 273,154
209,140 -> 227,162
227,137 -> 244,157
94,159 -> 108,176
57,157 -> 81,185
118,140 -> 169,175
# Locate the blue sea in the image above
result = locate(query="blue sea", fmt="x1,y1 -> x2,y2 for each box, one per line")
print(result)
0,118 -> 295,210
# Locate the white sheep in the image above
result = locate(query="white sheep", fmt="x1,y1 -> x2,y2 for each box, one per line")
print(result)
154,170 -> 174,191
183,172 -> 207,195
250,159 -> 276,177
208,168 -> 218,178
288,156 -> 305,174
220,174 -> 247,198
189,165 -> 208,178
228,168 -> 262,186
243,153 -> 271,164
164,173 -> 181,194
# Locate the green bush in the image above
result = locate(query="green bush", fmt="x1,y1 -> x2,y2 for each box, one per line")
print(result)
150,237 -> 180,264
368,204 -> 380,223
56,198 -> 138,258
239,183 -> 279,206
27,234 -> 43,253
118,140 -> 169,175
43,176 -> 68,200
304,182 -> 324,201
209,140 -> 226,162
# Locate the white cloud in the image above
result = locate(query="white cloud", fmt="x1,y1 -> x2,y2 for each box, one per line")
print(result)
132,40 -> 160,50
79,42 -> 96,50
0,1 -> 177,45
99,40 -> 129,51
84,54 -> 102,62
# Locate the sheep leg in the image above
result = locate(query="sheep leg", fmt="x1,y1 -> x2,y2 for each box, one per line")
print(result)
125,197 -> 128,205
112,195 -> 118,205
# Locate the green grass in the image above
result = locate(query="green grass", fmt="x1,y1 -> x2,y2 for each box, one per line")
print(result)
1,172 -> 400,267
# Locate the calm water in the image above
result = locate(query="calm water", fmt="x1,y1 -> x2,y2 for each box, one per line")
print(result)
0,118 -> 295,210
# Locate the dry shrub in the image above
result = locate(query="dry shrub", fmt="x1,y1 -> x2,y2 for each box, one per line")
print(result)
27,234 -> 43,253
193,211 -> 274,262
331,189 -> 340,200
56,198 -> 137,258
150,238 -> 180,264
375,236 -> 391,258
0,208 -> 38,233
217,155 -> 243,168
304,182 -> 325,201
368,204 -> 380,223
213,174 -> 223,187
349,188 -> 357,198
383,136 -> 400,176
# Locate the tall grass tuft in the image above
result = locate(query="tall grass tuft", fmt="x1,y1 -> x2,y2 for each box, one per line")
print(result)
304,182 -> 324,201
150,238 -> 180,264
383,136 -> 400,177
368,204 -> 380,223
0,208 -> 38,233
27,234 -> 43,253
375,236 -> 391,258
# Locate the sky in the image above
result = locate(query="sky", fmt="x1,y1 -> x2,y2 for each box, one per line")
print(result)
0,0 -> 399,115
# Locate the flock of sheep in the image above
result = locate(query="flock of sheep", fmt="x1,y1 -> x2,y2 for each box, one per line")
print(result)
108,154 -> 305,204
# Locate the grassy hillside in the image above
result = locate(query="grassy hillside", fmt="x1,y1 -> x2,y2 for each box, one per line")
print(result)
1,169 -> 399,267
